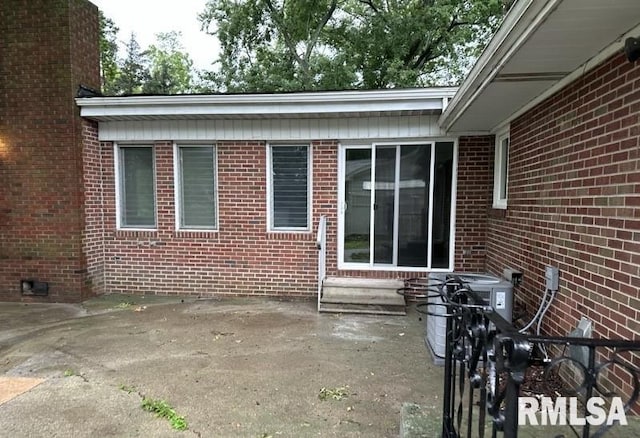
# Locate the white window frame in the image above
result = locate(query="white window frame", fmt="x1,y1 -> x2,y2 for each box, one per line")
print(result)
266,143 -> 312,232
173,143 -> 219,231
493,130 -> 510,209
114,143 -> 157,230
337,139 -> 458,272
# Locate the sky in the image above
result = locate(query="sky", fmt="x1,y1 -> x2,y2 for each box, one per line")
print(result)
91,0 -> 220,71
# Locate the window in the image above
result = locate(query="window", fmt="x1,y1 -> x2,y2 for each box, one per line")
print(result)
117,145 -> 156,228
493,132 -> 509,209
340,141 -> 456,270
268,144 -> 311,231
176,145 -> 217,230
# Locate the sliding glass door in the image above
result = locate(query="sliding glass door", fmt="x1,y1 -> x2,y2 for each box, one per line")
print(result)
340,142 -> 455,270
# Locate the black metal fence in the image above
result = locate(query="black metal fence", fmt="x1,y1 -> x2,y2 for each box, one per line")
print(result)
405,276 -> 640,438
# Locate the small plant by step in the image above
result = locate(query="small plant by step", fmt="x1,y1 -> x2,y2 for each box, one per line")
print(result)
114,301 -> 135,309
141,397 -> 188,431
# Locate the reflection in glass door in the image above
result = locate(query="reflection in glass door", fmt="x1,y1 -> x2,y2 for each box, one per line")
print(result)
373,146 -> 396,264
398,145 -> 430,267
343,149 -> 371,263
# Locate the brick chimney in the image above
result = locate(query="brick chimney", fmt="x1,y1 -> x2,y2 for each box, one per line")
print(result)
0,0 -> 100,302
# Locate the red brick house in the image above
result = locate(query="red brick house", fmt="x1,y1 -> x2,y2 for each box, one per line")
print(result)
2,0 -> 640,343
76,88 -> 460,310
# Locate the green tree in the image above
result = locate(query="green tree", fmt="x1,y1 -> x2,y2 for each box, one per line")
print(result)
99,11 -> 120,94
199,0 -> 508,92
112,33 -> 149,95
143,31 -> 194,94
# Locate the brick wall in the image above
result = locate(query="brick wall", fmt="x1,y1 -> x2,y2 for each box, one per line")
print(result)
87,141 -> 335,298
454,136 -> 493,272
82,120 -> 105,296
85,137 -> 492,298
84,138 -> 493,296
486,52 -> 640,401
0,0 -> 100,302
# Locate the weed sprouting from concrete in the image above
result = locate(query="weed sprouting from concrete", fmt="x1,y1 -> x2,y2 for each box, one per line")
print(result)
141,397 -> 188,431
318,386 -> 349,401
118,383 -> 137,394
114,301 -> 135,309
63,369 -> 76,377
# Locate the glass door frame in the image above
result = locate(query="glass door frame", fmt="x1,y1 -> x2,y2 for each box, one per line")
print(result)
337,140 -> 458,272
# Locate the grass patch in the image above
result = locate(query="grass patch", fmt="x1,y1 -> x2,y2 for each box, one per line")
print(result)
344,234 -> 369,250
348,251 -> 369,260
63,369 -> 76,377
141,397 -> 188,431
114,301 -> 135,309
318,386 -> 349,401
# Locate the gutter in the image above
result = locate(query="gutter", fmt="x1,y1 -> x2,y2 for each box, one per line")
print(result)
76,88 -> 458,120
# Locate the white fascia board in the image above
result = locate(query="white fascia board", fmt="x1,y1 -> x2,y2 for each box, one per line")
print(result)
439,0 -> 561,131
76,88 -> 458,120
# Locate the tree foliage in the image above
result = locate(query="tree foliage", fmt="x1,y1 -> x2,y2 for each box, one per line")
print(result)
98,17 -> 196,95
112,33 -> 150,95
199,0 -> 509,92
99,11 -> 120,94
143,32 -> 194,94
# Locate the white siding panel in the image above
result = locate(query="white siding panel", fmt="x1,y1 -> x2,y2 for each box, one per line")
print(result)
338,117 -> 349,138
190,120 -> 202,140
97,115 -> 446,142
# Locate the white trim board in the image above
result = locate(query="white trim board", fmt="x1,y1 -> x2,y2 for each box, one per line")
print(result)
77,88 -> 458,120
96,115 -> 446,142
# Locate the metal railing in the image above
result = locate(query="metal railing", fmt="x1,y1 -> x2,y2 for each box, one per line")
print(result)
413,276 -> 640,438
316,215 -> 327,312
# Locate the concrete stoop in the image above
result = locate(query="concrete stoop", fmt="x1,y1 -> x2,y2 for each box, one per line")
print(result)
319,277 -> 406,315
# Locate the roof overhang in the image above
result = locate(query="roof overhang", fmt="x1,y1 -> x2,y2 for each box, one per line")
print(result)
440,0 -> 640,134
76,88 -> 458,121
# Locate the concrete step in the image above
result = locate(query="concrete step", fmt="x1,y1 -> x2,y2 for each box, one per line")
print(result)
318,302 -> 406,316
319,277 -> 406,315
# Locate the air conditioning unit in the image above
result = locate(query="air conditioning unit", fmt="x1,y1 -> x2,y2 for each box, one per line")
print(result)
425,273 -> 513,365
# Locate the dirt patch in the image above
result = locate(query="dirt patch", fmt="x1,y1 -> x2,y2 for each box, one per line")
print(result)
520,364 -> 571,399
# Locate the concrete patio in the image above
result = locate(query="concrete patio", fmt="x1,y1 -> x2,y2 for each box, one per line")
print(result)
1,296 -> 638,437
0,296 -> 443,437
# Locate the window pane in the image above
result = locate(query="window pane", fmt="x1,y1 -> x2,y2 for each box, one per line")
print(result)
373,146 -> 396,264
499,137 -> 509,200
431,142 -> 454,269
344,148 -> 371,263
180,147 -> 216,228
271,145 -> 308,229
120,147 -> 155,227
398,145 -> 430,267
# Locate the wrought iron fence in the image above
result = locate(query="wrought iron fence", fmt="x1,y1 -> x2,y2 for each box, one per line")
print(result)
408,276 -> 640,438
